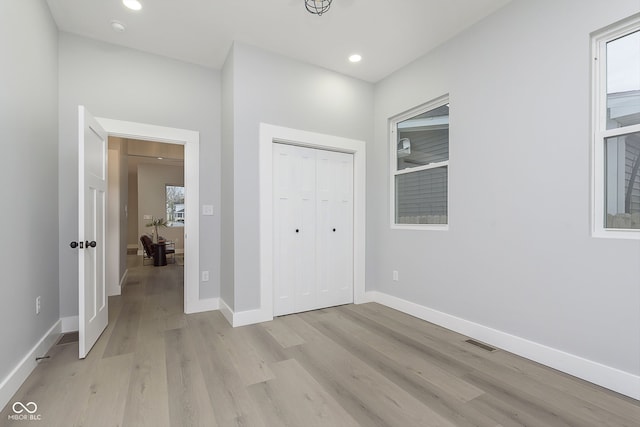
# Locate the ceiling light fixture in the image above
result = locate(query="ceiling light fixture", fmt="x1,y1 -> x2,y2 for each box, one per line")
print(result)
123,0 -> 142,11
110,20 -> 126,32
305,0 -> 332,16
349,54 -> 362,63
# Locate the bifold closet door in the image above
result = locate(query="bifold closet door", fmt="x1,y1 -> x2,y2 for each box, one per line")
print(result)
273,143 -> 354,317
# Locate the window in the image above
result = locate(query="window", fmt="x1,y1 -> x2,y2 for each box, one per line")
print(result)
166,185 -> 185,227
390,95 -> 449,228
592,16 -> 640,238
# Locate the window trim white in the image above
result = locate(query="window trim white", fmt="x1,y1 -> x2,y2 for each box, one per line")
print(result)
389,94 -> 450,231
591,15 -> 640,239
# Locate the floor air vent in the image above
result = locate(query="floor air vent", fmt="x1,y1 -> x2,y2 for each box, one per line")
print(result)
465,339 -> 497,352
57,331 -> 79,345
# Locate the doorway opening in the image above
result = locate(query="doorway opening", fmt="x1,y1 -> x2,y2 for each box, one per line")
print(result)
107,137 -> 185,290
97,117 -> 201,314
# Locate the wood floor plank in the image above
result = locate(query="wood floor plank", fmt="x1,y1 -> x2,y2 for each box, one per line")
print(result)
102,301 -> 142,358
468,392 -> 558,427
283,314 -> 461,427
247,358 -> 361,427
215,322 -> 276,387
301,309 -> 501,427
343,304 -> 481,367
488,350 -> 640,424
239,323 -> 289,364
72,353 -> 134,427
261,317 -> 306,348
187,312 -> 267,427
164,327 -> 218,427
121,328 -> 170,427
311,309 -> 485,403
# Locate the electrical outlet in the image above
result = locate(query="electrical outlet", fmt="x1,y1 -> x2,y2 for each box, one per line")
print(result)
201,271 -> 209,282
393,270 -> 399,282
36,296 -> 41,315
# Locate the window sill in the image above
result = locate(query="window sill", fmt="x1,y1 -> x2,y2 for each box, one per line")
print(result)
592,229 -> 640,240
391,224 -> 449,231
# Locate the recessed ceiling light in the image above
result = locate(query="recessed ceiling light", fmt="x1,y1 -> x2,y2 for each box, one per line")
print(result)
123,0 -> 142,11
348,54 -> 362,63
157,157 -> 164,160
111,20 -> 126,32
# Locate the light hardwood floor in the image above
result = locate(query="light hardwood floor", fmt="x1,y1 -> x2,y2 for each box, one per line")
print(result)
2,256 -> 639,426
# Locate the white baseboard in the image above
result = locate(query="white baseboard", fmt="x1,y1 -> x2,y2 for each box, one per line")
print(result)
364,291 -> 640,400
0,320 -> 62,412
185,297 -> 219,314
60,316 -> 79,333
218,299 -> 273,327
119,269 -> 128,290
219,299 -> 233,326
232,308 -> 272,327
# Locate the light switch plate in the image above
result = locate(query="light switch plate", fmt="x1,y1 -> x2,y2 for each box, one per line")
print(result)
143,214 -> 152,220
202,205 -> 214,216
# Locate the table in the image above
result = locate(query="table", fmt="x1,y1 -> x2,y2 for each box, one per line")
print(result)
153,242 -> 167,266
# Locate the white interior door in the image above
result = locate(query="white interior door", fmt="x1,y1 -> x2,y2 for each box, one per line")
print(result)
273,143 -> 353,316
78,106 -> 108,359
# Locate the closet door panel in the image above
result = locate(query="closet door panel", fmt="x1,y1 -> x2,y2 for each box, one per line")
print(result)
295,148 -> 318,313
273,144 -> 300,316
317,150 -> 354,308
331,152 -> 354,303
315,155 -> 332,305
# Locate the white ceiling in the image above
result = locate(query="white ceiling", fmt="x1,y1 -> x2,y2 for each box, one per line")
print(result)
46,0 -> 511,83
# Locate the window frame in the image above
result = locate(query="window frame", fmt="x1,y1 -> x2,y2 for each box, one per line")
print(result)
592,15 -> 640,239
389,94 -> 450,231
165,184 -> 185,227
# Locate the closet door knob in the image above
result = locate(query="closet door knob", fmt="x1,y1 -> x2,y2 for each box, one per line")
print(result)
333,228 -> 336,232
296,229 -> 299,233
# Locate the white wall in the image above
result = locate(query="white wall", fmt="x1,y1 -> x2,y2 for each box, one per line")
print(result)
224,43 -> 374,312
58,33 -> 222,318
0,0 -> 59,399
127,169 -> 139,248
107,138 -> 129,296
370,0 -> 640,389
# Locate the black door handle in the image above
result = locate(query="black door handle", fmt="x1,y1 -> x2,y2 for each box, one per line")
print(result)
86,240 -> 97,248
295,229 -> 299,233
70,241 -> 78,249
333,228 -> 336,232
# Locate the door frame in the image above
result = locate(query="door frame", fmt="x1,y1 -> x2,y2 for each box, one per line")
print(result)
96,117 -> 201,314
258,123 -> 366,323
